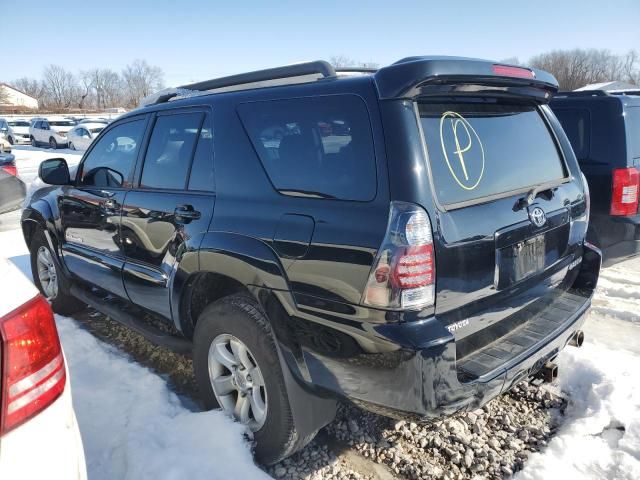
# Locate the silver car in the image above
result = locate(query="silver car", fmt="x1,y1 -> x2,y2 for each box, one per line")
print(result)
0,119 -> 32,145
67,123 -> 105,151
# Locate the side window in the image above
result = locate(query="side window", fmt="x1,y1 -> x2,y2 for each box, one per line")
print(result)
188,113 -> 214,191
80,118 -> 145,188
237,95 -> 377,201
553,108 -> 591,161
626,107 -> 640,161
140,112 -> 203,190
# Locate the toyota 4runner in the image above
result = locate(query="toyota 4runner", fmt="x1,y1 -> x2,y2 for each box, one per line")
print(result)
22,57 -> 601,464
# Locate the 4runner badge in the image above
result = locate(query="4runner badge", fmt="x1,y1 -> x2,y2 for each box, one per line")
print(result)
529,207 -> 547,228
439,111 -> 485,191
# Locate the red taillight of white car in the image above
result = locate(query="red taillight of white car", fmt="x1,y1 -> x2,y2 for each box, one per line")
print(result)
363,202 -> 435,310
610,167 -> 640,217
0,295 -> 66,435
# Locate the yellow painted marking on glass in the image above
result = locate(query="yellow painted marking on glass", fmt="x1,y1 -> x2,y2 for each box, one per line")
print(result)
439,111 -> 485,191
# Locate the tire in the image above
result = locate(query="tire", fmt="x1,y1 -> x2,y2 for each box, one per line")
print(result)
69,141 -> 75,150
193,294 -> 312,465
30,229 -> 85,316
7,136 -> 14,145
49,137 -> 58,149
30,136 -> 37,147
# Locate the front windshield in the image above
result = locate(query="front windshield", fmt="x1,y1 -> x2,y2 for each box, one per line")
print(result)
49,121 -> 75,127
8,121 -> 30,127
90,127 -> 104,134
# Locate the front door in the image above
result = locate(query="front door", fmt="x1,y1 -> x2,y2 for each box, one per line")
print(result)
122,110 -> 215,321
60,116 -> 148,297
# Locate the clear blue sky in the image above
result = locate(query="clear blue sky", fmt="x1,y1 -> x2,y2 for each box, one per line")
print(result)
5,0 -> 639,86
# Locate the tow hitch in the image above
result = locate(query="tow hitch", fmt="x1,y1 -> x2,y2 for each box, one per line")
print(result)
535,362 -> 558,383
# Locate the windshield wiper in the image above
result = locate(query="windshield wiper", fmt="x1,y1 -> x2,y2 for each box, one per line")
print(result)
515,184 -> 556,210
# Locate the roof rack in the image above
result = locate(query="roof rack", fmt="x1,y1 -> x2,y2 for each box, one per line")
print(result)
144,61 -> 337,106
555,90 -> 610,97
335,67 -> 377,74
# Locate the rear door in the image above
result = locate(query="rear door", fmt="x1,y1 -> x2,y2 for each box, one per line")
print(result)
60,116 -> 148,297
121,109 -> 215,320
417,99 -> 586,345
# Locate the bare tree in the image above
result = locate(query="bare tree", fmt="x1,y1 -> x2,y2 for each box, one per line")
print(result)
41,65 -> 79,109
122,60 -> 164,108
330,55 -> 379,70
529,49 -> 637,90
78,71 -> 95,109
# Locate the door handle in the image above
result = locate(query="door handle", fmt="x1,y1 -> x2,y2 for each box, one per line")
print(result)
174,205 -> 201,221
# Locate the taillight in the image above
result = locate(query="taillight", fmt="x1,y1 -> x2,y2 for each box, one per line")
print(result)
1,295 -> 66,435
363,202 -> 435,310
1,165 -> 17,177
610,167 -> 640,216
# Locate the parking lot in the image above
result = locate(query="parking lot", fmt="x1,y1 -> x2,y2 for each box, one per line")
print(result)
0,144 -> 638,480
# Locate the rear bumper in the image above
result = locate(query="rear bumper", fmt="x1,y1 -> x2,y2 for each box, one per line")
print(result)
273,244 -> 600,420
589,214 -> 640,267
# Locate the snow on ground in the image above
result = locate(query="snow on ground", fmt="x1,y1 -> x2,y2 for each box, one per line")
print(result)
12,145 -> 82,186
517,257 -> 640,480
0,227 -> 269,480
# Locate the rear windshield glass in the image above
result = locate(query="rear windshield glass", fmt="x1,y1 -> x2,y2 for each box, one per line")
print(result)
626,106 -> 640,161
238,95 -> 377,201
419,101 -> 566,206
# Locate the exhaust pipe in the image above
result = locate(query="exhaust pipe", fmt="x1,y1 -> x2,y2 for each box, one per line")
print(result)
569,330 -> 584,348
536,362 -> 558,383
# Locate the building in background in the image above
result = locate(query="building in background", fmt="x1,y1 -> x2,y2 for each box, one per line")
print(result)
0,84 -> 38,111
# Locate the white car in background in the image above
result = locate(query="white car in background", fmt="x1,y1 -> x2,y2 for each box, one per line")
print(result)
3,119 -> 32,145
67,123 -> 105,151
0,258 -> 86,480
29,117 -> 76,149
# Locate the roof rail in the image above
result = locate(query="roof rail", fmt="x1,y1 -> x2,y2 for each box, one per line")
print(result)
178,60 -> 336,92
335,67 -> 377,74
555,90 -> 610,97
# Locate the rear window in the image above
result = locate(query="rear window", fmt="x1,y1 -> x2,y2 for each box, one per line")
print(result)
626,106 -> 640,162
238,95 -> 377,201
552,108 -> 591,161
419,101 -> 566,206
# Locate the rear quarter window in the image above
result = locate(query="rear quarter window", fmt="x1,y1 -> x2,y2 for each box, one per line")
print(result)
238,95 -> 377,201
552,108 -> 591,161
419,101 -> 567,207
626,106 -> 640,163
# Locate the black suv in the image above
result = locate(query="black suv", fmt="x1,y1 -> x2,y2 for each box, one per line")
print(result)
551,91 -> 640,266
23,57 -> 600,464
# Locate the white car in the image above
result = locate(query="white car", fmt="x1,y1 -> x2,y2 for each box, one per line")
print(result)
67,123 -> 105,151
4,119 -> 32,145
29,117 -> 76,149
0,258 -> 87,480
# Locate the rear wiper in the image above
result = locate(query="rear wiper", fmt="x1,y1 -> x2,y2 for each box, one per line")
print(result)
515,184 -> 556,210
279,189 -> 337,199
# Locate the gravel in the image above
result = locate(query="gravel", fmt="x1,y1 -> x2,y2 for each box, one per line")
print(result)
71,308 -> 568,480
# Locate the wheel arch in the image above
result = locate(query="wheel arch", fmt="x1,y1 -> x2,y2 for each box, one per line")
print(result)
174,231 -> 290,338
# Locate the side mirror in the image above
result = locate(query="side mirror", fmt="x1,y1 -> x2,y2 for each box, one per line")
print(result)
39,158 -> 71,185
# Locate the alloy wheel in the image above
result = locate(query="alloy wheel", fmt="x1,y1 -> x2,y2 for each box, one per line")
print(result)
207,334 -> 267,431
36,246 -> 58,300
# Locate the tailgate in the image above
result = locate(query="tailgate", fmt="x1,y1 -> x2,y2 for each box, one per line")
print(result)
417,99 -> 588,353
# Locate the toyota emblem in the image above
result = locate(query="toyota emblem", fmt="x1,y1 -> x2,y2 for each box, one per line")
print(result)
529,207 -> 547,228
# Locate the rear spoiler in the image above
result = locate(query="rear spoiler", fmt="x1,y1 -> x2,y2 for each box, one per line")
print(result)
373,56 -> 558,102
